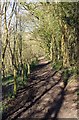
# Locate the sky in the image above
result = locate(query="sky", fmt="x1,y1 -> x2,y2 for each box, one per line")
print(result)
1,0 -> 39,3
1,0 -> 38,32
1,0 -> 79,3
1,0 -> 78,33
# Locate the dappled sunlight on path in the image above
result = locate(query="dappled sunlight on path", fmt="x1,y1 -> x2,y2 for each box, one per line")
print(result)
3,62 -> 77,120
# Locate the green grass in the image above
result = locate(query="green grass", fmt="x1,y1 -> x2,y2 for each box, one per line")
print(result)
52,61 -> 62,71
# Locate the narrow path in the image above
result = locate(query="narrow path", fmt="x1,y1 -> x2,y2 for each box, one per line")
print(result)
3,61 -> 77,120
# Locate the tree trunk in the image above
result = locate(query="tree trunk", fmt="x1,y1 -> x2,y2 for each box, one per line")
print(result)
13,68 -> 17,95
61,34 -> 70,68
61,22 -> 70,68
22,68 -> 24,81
27,63 -> 30,75
50,38 -> 53,62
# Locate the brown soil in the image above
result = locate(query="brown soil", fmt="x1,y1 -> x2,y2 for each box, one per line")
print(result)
2,61 -> 78,120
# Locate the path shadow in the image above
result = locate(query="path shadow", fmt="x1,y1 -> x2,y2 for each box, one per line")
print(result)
27,70 -> 58,89
2,67 -> 59,120
42,75 -> 70,120
31,62 -> 50,71
25,87 -> 66,120
15,75 -> 69,120
3,78 -> 61,120
42,87 -> 66,120
3,62 -> 64,120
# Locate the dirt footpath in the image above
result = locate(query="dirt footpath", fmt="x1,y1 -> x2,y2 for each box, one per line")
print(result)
3,62 -> 78,120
